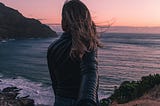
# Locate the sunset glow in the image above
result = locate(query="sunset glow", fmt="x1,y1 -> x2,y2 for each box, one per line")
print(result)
1,0 -> 160,26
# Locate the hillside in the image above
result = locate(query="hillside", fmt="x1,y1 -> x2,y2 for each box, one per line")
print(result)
100,74 -> 160,106
111,85 -> 160,106
0,3 -> 57,40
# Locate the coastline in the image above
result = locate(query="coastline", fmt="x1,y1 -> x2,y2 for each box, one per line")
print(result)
1,74 -> 160,106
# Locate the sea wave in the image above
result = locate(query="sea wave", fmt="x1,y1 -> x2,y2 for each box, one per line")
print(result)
0,73 -> 3,78
1,40 -> 7,43
0,76 -> 108,105
0,76 -> 54,106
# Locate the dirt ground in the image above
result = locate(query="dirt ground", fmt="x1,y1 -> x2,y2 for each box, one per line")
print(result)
111,99 -> 160,106
111,85 -> 160,106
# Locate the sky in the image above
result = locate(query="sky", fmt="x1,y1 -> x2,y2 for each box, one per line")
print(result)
1,0 -> 160,27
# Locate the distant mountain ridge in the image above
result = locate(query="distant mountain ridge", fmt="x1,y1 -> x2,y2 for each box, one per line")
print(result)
0,2 -> 57,40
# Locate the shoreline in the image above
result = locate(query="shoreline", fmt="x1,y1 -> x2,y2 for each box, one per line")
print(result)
0,36 -> 57,41
1,74 -> 160,106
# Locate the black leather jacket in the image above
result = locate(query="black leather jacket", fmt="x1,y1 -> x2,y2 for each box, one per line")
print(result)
47,32 -> 99,106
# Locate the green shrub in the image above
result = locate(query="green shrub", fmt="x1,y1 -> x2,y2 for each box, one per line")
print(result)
108,74 -> 160,104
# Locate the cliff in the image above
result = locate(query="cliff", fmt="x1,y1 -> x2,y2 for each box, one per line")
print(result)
0,3 -> 57,40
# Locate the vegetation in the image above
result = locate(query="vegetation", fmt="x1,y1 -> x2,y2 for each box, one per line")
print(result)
100,74 -> 160,105
109,74 -> 160,104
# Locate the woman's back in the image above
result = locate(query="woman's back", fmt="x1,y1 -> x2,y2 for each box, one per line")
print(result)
47,32 -> 81,99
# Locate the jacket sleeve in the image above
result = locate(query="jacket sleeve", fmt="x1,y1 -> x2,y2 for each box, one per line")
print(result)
76,50 -> 99,106
47,46 -> 57,94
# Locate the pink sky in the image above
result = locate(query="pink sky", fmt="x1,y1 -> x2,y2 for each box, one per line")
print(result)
1,0 -> 160,26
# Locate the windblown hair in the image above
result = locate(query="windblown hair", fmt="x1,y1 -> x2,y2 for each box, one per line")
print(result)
62,0 -> 101,59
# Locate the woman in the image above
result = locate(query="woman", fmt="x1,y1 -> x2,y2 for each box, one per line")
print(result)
47,0 -> 101,106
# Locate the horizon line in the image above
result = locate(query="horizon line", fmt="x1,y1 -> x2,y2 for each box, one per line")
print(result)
46,23 -> 160,28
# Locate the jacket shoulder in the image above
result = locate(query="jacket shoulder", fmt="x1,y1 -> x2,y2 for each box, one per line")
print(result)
48,32 -> 71,51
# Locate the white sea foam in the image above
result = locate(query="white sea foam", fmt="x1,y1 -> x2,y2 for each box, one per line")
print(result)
0,77 -> 54,106
1,40 -> 7,43
0,73 -> 3,78
0,76 -> 108,105
9,39 -> 15,41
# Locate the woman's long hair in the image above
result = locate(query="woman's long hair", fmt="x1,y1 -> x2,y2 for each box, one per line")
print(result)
62,0 -> 101,59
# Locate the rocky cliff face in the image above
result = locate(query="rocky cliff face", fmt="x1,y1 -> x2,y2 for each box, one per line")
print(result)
0,3 -> 57,40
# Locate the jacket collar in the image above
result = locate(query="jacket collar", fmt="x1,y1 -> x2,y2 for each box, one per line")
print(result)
60,32 -> 72,39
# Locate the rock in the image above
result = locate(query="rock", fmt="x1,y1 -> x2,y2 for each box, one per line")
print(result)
2,87 -> 21,92
0,99 -> 34,106
0,87 -> 35,106
0,2 -> 57,40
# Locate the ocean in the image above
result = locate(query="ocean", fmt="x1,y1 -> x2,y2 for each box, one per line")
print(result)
0,33 -> 160,106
